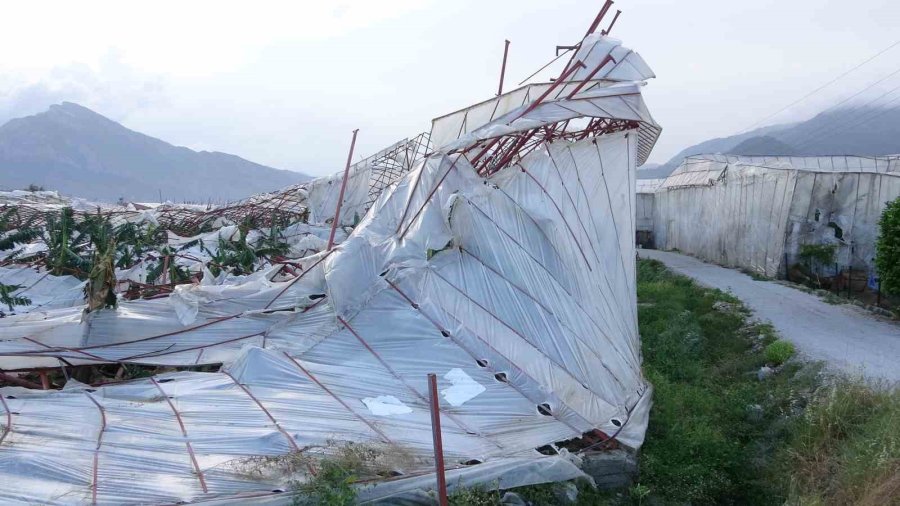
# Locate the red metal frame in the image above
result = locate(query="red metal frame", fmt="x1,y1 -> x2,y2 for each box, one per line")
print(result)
585,0 -> 614,38
150,377 -> 209,493
428,373 -> 449,506
566,54 -> 616,99
85,392 -> 106,505
327,129 -> 360,250
467,117 -> 638,177
497,39 -> 510,96
602,9 -> 622,35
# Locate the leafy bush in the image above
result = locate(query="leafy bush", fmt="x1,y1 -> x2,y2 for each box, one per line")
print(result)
291,460 -> 357,506
876,196 -> 900,295
798,243 -> 836,268
764,340 -> 796,366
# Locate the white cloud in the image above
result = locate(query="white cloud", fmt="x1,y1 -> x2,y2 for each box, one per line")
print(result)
0,52 -> 166,125
0,0 -> 429,77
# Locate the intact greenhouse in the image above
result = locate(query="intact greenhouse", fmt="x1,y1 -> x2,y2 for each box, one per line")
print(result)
652,154 -> 900,278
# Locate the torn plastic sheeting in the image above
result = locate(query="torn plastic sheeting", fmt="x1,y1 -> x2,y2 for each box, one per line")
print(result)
0,266 -> 85,313
0,30 -> 656,504
441,368 -> 486,407
362,395 -> 413,416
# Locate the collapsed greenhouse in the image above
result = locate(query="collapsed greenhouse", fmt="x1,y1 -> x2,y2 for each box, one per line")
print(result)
0,12 -> 661,504
651,154 -> 900,278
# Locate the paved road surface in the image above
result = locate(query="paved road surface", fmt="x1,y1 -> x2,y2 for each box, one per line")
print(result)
640,249 -> 900,384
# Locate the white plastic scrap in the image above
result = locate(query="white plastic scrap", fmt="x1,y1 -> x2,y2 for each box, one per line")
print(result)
362,395 -> 414,416
441,368 -> 486,407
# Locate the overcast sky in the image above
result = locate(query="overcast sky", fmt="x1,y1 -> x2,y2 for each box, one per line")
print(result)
2,0 -> 899,176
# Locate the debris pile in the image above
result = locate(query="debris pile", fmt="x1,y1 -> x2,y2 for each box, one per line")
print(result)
0,11 -> 660,504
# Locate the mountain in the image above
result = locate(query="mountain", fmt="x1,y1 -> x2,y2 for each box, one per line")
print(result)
0,102 -> 309,202
645,107 -> 900,179
636,162 -> 672,179
726,135 -> 795,156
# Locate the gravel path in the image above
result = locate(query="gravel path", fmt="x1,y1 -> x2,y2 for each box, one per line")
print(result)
640,249 -> 900,384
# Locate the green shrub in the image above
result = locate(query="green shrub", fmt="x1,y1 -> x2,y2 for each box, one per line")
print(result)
876,196 -> 900,295
798,243 -> 836,265
764,340 -> 796,365
291,460 -> 356,506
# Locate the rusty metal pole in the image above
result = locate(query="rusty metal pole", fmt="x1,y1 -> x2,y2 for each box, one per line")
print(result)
602,9 -> 622,35
585,0 -> 614,37
497,39 -> 510,96
428,373 -> 448,506
39,370 -> 50,390
326,129 -> 359,251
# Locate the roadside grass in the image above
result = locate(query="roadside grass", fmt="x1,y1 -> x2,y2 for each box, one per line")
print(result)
633,259 -> 899,505
778,379 -> 900,505
632,258 -> 809,504
765,340 -> 796,365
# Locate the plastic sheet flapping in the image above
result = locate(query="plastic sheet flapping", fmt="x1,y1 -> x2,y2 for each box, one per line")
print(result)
0,130 -> 651,504
652,155 -> 900,277
430,36 -> 660,164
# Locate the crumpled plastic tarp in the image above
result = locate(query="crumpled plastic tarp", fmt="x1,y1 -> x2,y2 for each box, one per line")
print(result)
0,34 -> 657,505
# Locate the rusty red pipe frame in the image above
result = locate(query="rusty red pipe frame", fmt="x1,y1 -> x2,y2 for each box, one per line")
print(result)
468,60 -> 584,173
428,373 -> 449,506
326,129 -> 360,251
561,0 -> 614,73
521,60 -> 585,117
480,129 -> 539,176
602,9 -> 622,35
566,54 -> 616,99
585,0 -> 614,37
497,39 -> 510,96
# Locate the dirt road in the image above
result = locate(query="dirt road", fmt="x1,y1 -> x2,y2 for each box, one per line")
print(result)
640,249 -> 900,384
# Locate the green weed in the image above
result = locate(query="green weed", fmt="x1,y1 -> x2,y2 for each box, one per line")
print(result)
765,340 -> 796,366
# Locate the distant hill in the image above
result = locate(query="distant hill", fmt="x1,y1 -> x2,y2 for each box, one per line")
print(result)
726,135 -> 796,156
643,107 -> 900,179
636,162 -> 672,179
0,102 -> 309,202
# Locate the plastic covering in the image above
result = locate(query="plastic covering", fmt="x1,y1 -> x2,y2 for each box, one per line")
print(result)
431,38 -> 660,165
635,179 -> 663,233
653,155 -> 900,277
0,33 -> 657,505
0,267 -> 85,313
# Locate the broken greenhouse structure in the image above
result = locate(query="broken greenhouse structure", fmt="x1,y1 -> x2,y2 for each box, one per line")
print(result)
0,26 -> 661,505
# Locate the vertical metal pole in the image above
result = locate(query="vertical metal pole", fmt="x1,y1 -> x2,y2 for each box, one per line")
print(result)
428,373 -> 448,506
327,129 -> 359,251
39,370 -> 50,390
847,266 -> 852,298
602,9 -> 622,35
585,0 -> 614,37
497,39 -> 510,96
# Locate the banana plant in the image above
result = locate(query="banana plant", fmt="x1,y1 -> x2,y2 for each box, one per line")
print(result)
0,283 -> 30,312
0,207 -> 40,253
42,208 -> 91,277
82,213 -> 118,311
